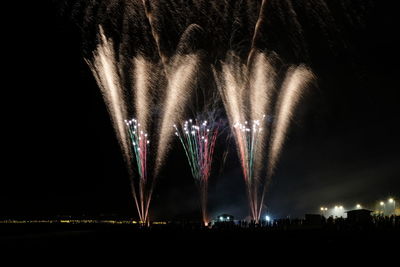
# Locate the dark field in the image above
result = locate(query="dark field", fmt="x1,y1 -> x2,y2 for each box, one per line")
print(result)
1,220 -> 399,249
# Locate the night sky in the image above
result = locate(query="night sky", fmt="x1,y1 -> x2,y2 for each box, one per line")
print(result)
2,0 -> 399,221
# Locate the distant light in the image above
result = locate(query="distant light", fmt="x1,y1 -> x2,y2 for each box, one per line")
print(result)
226,216 -> 229,220
380,201 -> 385,206
339,206 -> 343,209
219,216 -> 224,221
334,206 -> 338,209
388,198 -> 394,203
324,208 -> 328,211
265,215 -> 271,222
356,204 -> 361,209
320,207 -> 324,211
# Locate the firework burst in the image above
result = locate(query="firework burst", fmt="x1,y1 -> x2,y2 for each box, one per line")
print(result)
174,119 -> 219,226
232,116 -> 266,222
214,51 -> 313,223
125,119 -> 152,224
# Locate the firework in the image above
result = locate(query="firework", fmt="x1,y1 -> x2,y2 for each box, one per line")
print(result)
232,117 -> 266,222
82,1 -> 319,224
155,53 -> 201,176
125,119 -> 152,224
268,66 -> 314,176
174,119 -> 219,225
86,26 -> 132,174
213,52 -> 273,222
214,51 -> 313,223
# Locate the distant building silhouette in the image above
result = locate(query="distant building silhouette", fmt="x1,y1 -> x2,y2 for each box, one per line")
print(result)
346,209 -> 373,224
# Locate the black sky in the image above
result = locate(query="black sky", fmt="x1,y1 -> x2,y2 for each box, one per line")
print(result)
2,0 -> 399,220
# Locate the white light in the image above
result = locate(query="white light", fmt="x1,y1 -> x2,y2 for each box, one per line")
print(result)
334,206 -> 338,210
219,216 -> 223,221
265,215 -> 271,222
325,208 -> 328,211
320,207 -> 324,211
356,204 -> 361,209
388,198 -> 394,203
339,206 -> 343,209
380,201 -> 385,206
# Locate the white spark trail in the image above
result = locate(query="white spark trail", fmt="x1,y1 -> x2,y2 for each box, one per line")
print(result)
249,52 -> 276,185
214,52 -> 247,127
86,26 -> 131,170
268,65 -> 314,175
155,54 -> 200,175
133,56 -> 153,134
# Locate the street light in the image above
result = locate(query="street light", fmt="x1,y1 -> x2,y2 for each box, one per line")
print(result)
356,204 -> 361,209
388,198 -> 396,216
380,201 -> 385,206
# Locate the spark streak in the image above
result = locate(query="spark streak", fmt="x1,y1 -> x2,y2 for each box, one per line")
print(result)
133,56 -> 153,135
232,119 -> 265,221
214,51 -> 274,222
174,119 -> 219,225
86,26 -> 131,171
155,54 -> 200,176
214,51 -> 313,222
268,66 -> 314,176
125,119 -> 152,224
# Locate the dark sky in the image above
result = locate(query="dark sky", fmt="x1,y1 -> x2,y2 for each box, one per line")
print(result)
2,0 -> 399,220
